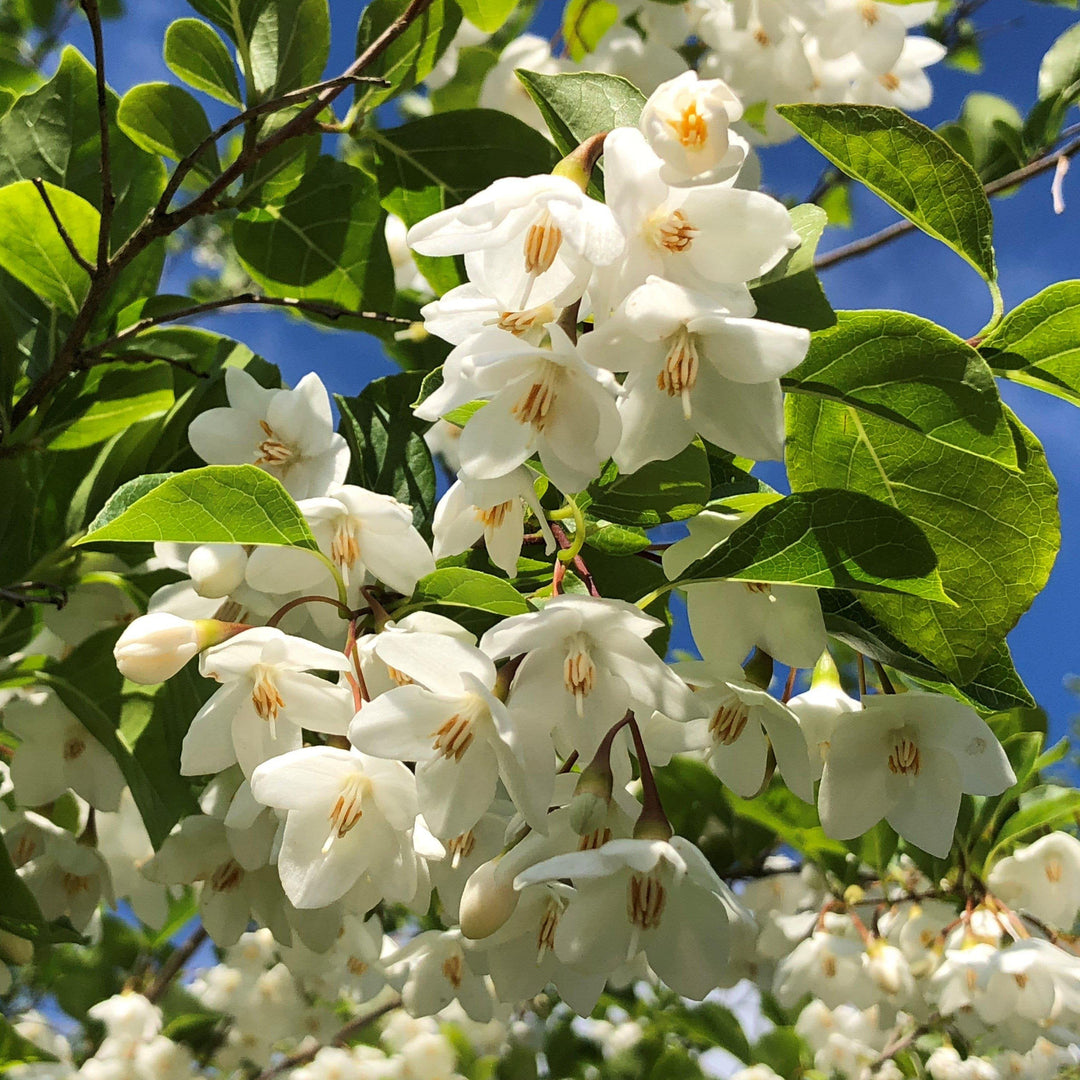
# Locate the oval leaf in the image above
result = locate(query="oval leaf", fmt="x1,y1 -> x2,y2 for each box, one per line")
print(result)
164,18 -> 243,105
117,82 -> 219,180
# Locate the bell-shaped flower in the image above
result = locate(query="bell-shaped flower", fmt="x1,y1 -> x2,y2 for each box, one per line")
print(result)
774,928 -> 878,1010
787,651 -> 860,780
664,510 -> 828,669
428,800 -> 516,922
639,71 -> 748,186
96,789 -> 169,930
515,835 -> 752,1001
114,612 -> 221,684
847,36 -> 946,111
976,939 -> 1080,1026
581,276 -> 809,467
419,282 -> 556,353
4,690 -> 124,811
188,369 -> 349,500
812,0 -> 936,74
928,942 -> 1000,1016
385,928 -> 495,1022
348,632 -> 555,838
407,173 -> 624,312
587,25 -> 686,95
181,627 -> 353,779
433,467 -> 555,577
250,746 -> 418,909
818,692 -> 1015,858
595,128 -> 798,314
480,594 -> 692,760
445,324 -> 622,495
245,483 -> 435,601
987,832 -> 1080,931
672,660 -> 815,801
478,34 -> 567,135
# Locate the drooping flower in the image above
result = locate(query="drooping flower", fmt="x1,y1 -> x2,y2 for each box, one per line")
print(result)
987,832 -> 1080,930
787,651 -> 860,780
384,928 -> 495,1022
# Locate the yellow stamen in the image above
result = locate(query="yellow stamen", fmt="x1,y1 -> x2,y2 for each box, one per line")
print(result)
254,419 -> 295,466
668,101 -> 709,148
627,871 -> 666,931
657,326 -> 699,420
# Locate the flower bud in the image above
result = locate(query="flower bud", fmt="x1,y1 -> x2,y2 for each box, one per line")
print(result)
187,544 -> 247,598
568,758 -> 614,836
459,858 -> 519,940
114,614 -> 244,684
0,928 -> 33,967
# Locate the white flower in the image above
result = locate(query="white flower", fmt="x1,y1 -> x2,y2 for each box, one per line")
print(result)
417,282 -> 555,353
407,173 -> 624,311
385,928 -> 494,1022
436,324 -> 622,495
664,510 -> 828,669
774,929 -> 877,1009
188,368 -> 349,500
787,651 -> 860,780
813,0 -> 936,75
847,36 -> 946,111
154,542 -> 249,598
87,993 -> 161,1042
515,835 -> 752,1000
581,276 -> 808,467
348,632 -> 555,838
181,627 -> 353,778
976,939 -> 1080,1026
113,613 -> 209,684
4,690 -> 124,812
432,467 -> 555,577
987,832 -> 1080,930
673,661 -> 815,801
481,594 -> 692,760
479,34 -> 567,135
250,746 -> 418,909
385,212 -> 429,294
818,692 -> 1015,857
245,483 -> 435,599
595,127 -> 798,313
96,789 -> 168,929
587,24 -> 686,95
640,71 -> 748,186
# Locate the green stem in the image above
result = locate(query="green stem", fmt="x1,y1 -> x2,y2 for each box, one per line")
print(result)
555,496 -> 586,564
976,279 -> 1004,338
313,552 -> 349,609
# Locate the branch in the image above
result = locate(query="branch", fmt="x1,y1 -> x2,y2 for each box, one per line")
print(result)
32,179 -> 94,276
0,582 -> 68,609
81,0 -> 114,271
82,293 -> 412,359
255,996 -> 403,1080
80,349 -> 208,379
146,924 -> 209,1004
815,134 -> 1080,272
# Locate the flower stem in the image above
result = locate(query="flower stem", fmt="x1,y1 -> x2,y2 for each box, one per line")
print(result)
265,594 -> 355,629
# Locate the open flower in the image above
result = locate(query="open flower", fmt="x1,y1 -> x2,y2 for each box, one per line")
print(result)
812,0 -> 937,76
818,692 -> 1015,857
188,369 -> 348,500
181,628 -> 353,778
581,276 -> 808,467
987,832 -> 1080,930
385,929 -> 495,1022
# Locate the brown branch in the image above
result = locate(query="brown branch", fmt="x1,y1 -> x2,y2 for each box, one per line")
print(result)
814,134 -> 1080,272
81,0 -> 114,271
255,996 -> 402,1080
146,924 -> 209,1004
550,522 -> 600,598
32,178 -> 94,275
80,350 -> 208,379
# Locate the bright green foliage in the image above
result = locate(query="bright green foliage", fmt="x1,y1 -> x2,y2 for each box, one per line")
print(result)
586,441 -> 711,526
248,0 -> 330,96
561,0 -> 619,60
0,181 -> 97,315
117,83 -> 220,181
670,488 -> 952,602
77,465 -> 321,550
1038,21 -> 1080,103
410,568 -> 533,633
164,18 -> 243,105
776,103 -> 998,282
951,92 -> 1026,182
0,1016 -> 59,1071
979,280 -> 1080,406
456,0 -> 518,32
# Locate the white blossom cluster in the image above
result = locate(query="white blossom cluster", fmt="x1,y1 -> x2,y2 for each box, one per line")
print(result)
434,0 -> 945,146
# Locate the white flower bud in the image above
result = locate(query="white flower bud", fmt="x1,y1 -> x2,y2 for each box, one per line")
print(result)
459,858 -> 519,940
114,614 -> 235,684
187,544 -> 247,598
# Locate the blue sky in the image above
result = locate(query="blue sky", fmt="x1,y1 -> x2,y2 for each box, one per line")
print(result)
63,0 -> 1079,741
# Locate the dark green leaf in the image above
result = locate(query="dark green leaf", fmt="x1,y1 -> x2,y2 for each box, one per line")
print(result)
776,103 -> 996,282
249,0 -> 330,97
988,785 -> 1080,863
164,18 -> 242,105
117,82 -> 219,180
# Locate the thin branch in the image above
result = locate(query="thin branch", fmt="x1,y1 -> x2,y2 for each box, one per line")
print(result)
0,582 -> 68,609
80,350 -> 208,379
83,293 -> 412,360
550,522 -> 600,598
32,178 -> 95,275
255,996 -> 403,1080
81,0 -> 114,271
815,134 -> 1080,272
146,924 -> 209,1004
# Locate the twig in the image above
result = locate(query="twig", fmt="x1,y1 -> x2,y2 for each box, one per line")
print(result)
550,522 -> 600,598
83,294 -> 412,360
0,582 -> 68,609
867,1020 -> 934,1071
815,134 -> 1080,272
255,996 -> 403,1080
31,179 -> 94,276
80,350 -> 207,379
81,0 -> 114,270
146,924 -> 209,1004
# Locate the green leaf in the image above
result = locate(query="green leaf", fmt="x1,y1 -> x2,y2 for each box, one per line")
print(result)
672,488 -> 951,602
749,203 -> 836,331
233,156 -> 394,313
335,372 -> 437,536
456,0 -> 517,33
428,45 -> 500,113
775,103 -> 997,282
185,0 -> 262,42
77,465 -> 321,550
164,18 -> 243,105
786,399 -> 1059,683
516,69 -> 645,161
586,440 -> 711,527
728,787 -> 851,863
409,567 -> 531,632
666,1002 -> 751,1063
562,0 -> 619,60
1038,22 -> 1080,105
956,92 -> 1025,183
585,521 -> 651,555
979,281 -> 1080,407
354,0 -> 461,109
0,180 -> 97,315
0,1016 -> 58,1071
117,82 -> 219,180
0,840 -> 48,945
249,0 -> 330,97
752,1029 -> 806,1078
988,785 -> 1080,863
783,310 -> 1017,467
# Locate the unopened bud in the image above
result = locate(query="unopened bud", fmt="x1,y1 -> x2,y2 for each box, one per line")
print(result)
114,614 -> 246,684
0,928 -> 33,967
810,648 -> 842,691
632,802 -> 673,842
187,544 -> 247,599
552,132 -> 608,191
568,759 -> 614,836
459,858 -> 519,940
